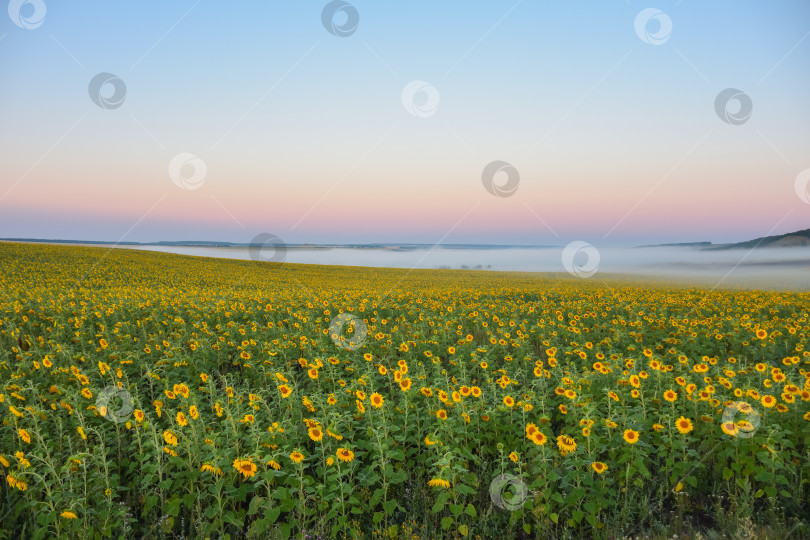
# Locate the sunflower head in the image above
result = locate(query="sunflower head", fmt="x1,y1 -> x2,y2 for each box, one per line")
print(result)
336,448 -> 355,462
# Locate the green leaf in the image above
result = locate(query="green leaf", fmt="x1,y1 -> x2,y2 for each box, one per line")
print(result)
572,509 -> 584,524
383,499 -> 397,515
635,459 -> 651,479
223,511 -> 243,526
252,518 -> 271,537
369,487 -> 384,509
36,511 -> 52,527
754,470 -> 773,483
459,524 -> 469,537
390,470 -> 407,484
550,512 -> 559,524
358,470 -> 380,486
248,495 -> 264,516
722,468 -> 733,481
279,497 -> 296,512
449,503 -> 463,517
464,503 -> 477,518
144,494 -> 159,514
522,523 -> 531,534
166,497 -> 181,517
441,516 -> 453,530
234,482 -> 252,502
266,507 -> 281,524
272,487 -> 289,502
566,487 -> 586,506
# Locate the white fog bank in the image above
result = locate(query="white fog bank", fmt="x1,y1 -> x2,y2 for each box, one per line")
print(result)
118,244 -> 809,290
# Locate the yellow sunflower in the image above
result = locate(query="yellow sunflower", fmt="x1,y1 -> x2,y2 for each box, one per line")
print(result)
336,448 -> 355,462
675,417 -> 693,435
233,457 -> 257,479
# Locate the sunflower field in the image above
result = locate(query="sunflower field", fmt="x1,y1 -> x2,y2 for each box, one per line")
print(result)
1,242 -> 808,539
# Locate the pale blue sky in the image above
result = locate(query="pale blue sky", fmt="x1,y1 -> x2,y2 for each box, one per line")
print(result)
1,1 -> 809,246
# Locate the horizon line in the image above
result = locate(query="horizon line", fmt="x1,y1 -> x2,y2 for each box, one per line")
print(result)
0,236 -> 722,249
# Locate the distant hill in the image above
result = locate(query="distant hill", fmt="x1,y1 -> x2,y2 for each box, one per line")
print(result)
702,228 -> 810,251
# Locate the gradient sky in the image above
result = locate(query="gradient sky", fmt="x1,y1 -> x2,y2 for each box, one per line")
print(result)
1,1 -> 809,246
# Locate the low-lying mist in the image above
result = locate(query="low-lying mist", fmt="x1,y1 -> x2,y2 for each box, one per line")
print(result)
126,244 -> 810,290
